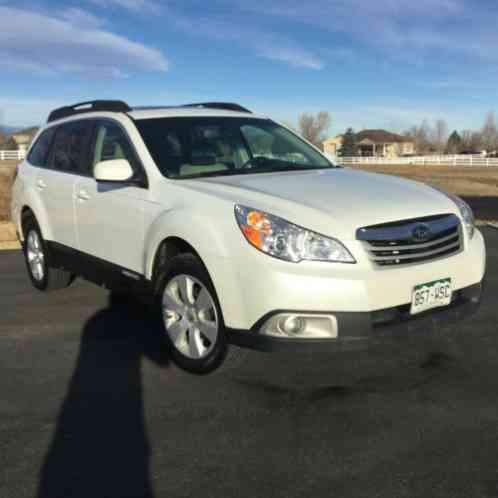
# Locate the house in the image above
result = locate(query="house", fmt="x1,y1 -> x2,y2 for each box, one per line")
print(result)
323,129 -> 416,158
9,127 -> 39,154
355,130 -> 415,157
322,136 -> 343,157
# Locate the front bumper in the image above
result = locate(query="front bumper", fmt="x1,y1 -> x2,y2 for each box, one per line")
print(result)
212,227 -> 486,331
228,281 -> 483,352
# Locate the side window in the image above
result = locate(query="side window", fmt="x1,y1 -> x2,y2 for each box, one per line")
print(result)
27,128 -> 55,167
50,120 -> 94,174
92,121 -> 140,173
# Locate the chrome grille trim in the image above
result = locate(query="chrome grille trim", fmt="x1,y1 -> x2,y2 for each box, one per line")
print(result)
357,214 -> 463,267
367,231 -> 459,251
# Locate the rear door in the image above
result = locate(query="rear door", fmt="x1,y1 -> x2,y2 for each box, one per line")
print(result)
37,120 -> 94,248
74,119 -> 148,273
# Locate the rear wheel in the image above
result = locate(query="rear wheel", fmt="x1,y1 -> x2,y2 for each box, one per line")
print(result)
22,215 -> 73,292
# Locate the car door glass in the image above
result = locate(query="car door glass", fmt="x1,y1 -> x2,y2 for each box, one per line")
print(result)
28,128 -> 56,168
93,121 -> 139,172
51,121 -> 94,175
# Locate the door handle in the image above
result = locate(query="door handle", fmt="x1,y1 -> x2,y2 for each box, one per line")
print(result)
77,190 -> 91,201
36,179 -> 47,190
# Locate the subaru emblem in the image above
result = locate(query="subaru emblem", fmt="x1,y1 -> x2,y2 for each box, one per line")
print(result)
412,224 -> 432,243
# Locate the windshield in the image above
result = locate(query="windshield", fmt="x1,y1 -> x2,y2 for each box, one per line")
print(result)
134,117 -> 336,179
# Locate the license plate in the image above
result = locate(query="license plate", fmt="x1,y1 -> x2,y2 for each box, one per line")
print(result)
410,278 -> 452,315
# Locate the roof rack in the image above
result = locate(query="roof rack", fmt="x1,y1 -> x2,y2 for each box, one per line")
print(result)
47,100 -> 132,123
182,102 -> 252,113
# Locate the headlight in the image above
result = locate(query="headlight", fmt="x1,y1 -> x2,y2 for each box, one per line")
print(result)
234,205 -> 356,263
433,188 -> 475,240
452,195 -> 475,240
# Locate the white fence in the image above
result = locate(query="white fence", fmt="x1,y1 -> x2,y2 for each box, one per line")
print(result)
0,150 -> 26,161
337,155 -> 498,167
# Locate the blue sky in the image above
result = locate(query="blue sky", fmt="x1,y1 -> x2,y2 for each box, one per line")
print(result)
0,0 -> 497,135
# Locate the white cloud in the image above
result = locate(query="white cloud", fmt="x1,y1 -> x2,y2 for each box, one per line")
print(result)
88,0 -> 160,12
172,13 -> 324,70
256,45 -> 323,70
0,6 -> 169,77
59,7 -> 104,28
230,0 -> 498,64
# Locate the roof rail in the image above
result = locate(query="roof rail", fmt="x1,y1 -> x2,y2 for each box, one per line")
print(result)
182,102 -> 252,113
47,100 -> 132,123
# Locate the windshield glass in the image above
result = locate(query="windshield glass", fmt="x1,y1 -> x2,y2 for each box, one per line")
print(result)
134,117 -> 336,179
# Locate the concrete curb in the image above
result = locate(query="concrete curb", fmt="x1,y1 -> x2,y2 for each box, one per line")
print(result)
0,241 -> 21,250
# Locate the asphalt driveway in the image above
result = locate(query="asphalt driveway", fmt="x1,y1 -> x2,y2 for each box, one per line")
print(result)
1,228 -> 498,498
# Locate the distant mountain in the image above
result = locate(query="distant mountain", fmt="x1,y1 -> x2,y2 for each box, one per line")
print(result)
0,125 -> 19,135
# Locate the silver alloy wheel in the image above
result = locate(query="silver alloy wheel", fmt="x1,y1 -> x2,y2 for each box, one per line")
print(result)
26,230 -> 45,282
162,274 -> 219,359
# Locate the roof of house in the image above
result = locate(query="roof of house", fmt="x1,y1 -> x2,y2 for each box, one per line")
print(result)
12,127 -> 39,138
355,129 -> 411,144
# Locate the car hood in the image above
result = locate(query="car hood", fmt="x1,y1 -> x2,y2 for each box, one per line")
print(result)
184,168 -> 460,240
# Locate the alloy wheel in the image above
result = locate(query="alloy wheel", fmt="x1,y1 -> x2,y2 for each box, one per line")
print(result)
162,274 -> 219,359
26,230 -> 45,282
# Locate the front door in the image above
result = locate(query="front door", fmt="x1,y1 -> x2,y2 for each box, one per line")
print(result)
74,119 -> 148,274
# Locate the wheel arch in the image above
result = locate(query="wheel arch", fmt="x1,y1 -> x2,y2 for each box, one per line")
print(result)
19,195 -> 54,243
150,236 -> 204,284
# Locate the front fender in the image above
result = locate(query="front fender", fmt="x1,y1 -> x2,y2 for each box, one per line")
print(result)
144,207 -> 246,328
144,208 -> 234,279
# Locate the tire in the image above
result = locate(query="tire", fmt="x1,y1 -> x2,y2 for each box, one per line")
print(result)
22,215 -> 74,292
155,252 -> 241,374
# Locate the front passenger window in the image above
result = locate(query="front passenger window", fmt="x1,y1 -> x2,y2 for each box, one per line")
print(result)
93,122 -> 138,170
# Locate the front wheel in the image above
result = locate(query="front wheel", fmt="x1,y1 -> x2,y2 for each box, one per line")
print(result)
156,253 -> 229,374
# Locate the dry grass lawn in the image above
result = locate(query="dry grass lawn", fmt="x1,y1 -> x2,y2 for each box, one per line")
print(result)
0,161 -> 18,222
353,164 -> 498,197
353,164 -> 498,221
0,161 -> 20,248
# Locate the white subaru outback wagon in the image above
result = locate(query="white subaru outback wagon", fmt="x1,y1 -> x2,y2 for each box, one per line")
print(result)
11,100 -> 486,373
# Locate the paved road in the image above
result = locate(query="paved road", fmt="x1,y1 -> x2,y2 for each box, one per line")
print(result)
1,228 -> 498,498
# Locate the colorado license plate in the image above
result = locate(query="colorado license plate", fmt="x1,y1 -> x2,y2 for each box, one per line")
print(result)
410,278 -> 452,315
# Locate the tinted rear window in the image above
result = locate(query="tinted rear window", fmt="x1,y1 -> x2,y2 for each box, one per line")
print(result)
50,120 -> 94,175
28,128 -> 55,167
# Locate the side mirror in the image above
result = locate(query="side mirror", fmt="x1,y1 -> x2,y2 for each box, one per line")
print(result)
94,159 -> 134,182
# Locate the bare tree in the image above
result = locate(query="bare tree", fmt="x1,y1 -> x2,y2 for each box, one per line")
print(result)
405,120 -> 433,154
298,112 -> 331,147
460,129 -> 482,151
433,119 -> 449,153
480,111 -> 498,153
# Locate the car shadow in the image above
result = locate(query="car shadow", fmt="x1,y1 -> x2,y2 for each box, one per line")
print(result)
232,350 -> 463,404
462,196 -> 498,221
37,292 -> 170,498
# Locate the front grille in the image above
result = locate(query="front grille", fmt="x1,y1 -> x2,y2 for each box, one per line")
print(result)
357,214 -> 463,267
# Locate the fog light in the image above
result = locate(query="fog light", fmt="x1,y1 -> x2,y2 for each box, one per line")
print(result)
278,315 -> 306,335
260,313 -> 338,338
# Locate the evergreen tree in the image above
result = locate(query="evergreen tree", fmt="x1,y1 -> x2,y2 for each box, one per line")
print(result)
446,130 -> 462,154
339,128 -> 357,157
